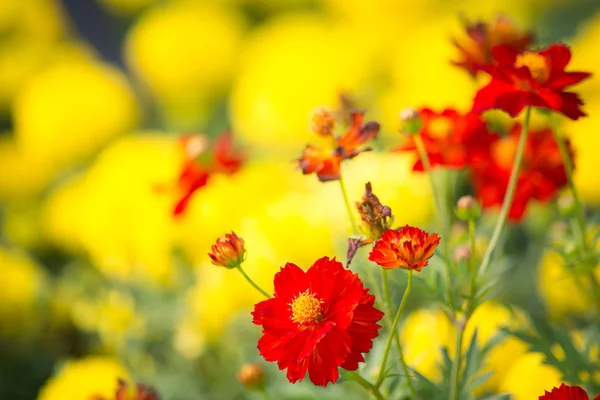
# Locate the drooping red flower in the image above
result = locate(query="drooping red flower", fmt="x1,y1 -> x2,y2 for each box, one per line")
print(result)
396,108 -> 496,171
473,44 -> 591,120
539,383 -> 599,400
368,226 -> 440,271
452,15 -> 533,77
472,123 -> 569,221
252,257 -> 384,387
173,132 -> 243,216
298,109 -> 380,182
91,380 -> 159,400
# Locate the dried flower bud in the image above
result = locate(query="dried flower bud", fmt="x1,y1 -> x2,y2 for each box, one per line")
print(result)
310,107 -> 336,137
557,192 -> 576,217
453,246 -> 472,263
355,182 -> 393,239
237,363 -> 265,390
455,195 -> 481,221
208,231 -> 246,269
399,107 -> 422,135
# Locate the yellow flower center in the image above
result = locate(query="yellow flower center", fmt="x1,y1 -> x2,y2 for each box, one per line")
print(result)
515,52 -> 549,83
428,118 -> 453,139
492,137 -> 518,169
290,291 -> 322,325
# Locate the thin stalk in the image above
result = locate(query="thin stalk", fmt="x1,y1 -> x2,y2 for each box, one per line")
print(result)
236,265 -> 270,299
339,174 -> 360,234
258,388 -> 271,400
548,113 -> 600,308
375,270 -> 413,389
381,270 -> 416,398
448,321 -> 466,400
478,106 -> 532,277
468,219 -> 477,295
348,371 -> 386,400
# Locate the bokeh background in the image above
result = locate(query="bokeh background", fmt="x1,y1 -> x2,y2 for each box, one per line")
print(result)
1,0 -> 600,399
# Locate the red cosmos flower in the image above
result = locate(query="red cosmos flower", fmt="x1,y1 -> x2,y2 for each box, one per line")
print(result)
452,15 -> 533,77
539,383 -> 600,400
368,226 -> 440,271
252,257 -> 384,387
298,110 -> 380,182
396,108 -> 496,171
91,380 -> 159,400
173,132 -> 243,216
472,44 -> 591,120
472,123 -> 569,221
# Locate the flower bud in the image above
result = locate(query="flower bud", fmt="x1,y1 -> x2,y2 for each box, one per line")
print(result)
455,195 -> 481,221
399,107 -> 422,135
237,363 -> 265,390
453,246 -> 472,263
208,231 -> 246,269
557,192 -> 576,217
310,107 -> 336,137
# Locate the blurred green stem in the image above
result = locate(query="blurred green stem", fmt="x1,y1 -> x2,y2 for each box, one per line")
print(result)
547,112 -> 600,309
478,106 -> 532,278
381,270 -> 416,398
375,270 -> 413,390
236,265 -> 270,299
348,371 -> 385,400
339,174 -> 359,234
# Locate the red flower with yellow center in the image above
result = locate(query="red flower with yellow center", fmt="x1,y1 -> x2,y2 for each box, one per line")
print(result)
396,108 -> 496,171
173,132 -> 243,216
540,383 -> 600,400
298,110 -> 380,182
368,226 -> 440,271
473,44 -> 591,120
252,257 -> 384,387
91,380 -> 159,400
452,15 -> 533,77
472,123 -> 569,221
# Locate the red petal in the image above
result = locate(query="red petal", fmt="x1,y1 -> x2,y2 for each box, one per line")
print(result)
274,263 -> 308,302
546,71 -> 591,90
491,44 -> 519,65
539,383 -> 591,400
307,327 -> 352,386
541,44 -> 572,72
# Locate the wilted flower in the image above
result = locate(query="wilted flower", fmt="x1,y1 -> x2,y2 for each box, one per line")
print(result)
237,363 -> 265,390
298,110 -> 380,182
452,15 -> 533,77
252,257 -> 384,387
472,124 -> 569,221
355,182 -> 393,239
396,108 -> 495,171
208,232 -> 246,269
473,44 -> 591,120
174,132 -> 243,216
539,383 -> 599,400
369,226 -> 440,271
91,380 -> 159,400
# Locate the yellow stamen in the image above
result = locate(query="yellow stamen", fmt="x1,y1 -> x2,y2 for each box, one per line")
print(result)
515,52 -> 549,83
427,118 -> 453,139
290,291 -> 322,324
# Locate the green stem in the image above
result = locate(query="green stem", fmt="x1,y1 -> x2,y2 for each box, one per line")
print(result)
348,371 -> 385,400
375,270 -> 413,389
381,270 -> 417,398
468,219 -> 477,296
547,113 -> 600,308
478,106 -> 532,278
448,321 -> 466,400
339,174 -> 360,234
236,265 -> 270,299
258,388 -> 271,400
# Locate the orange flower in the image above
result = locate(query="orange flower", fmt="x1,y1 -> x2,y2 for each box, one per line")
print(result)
91,380 -> 159,400
368,226 -> 440,271
452,15 -> 533,77
298,110 -> 380,182
208,231 -> 246,269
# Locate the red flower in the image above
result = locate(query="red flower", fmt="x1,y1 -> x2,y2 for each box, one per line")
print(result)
298,110 -> 380,182
452,15 -> 533,77
252,257 -> 384,387
173,132 -> 243,216
539,383 -> 599,400
473,44 -> 591,120
368,226 -> 440,271
396,108 -> 496,171
472,124 -> 569,221
92,380 -> 159,400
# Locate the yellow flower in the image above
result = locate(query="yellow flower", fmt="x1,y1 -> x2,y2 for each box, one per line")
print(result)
499,353 -> 563,400
0,246 -> 47,337
124,2 -> 244,127
38,356 -> 129,400
42,134 -> 181,285
538,250 -> 600,319
13,58 -> 139,169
